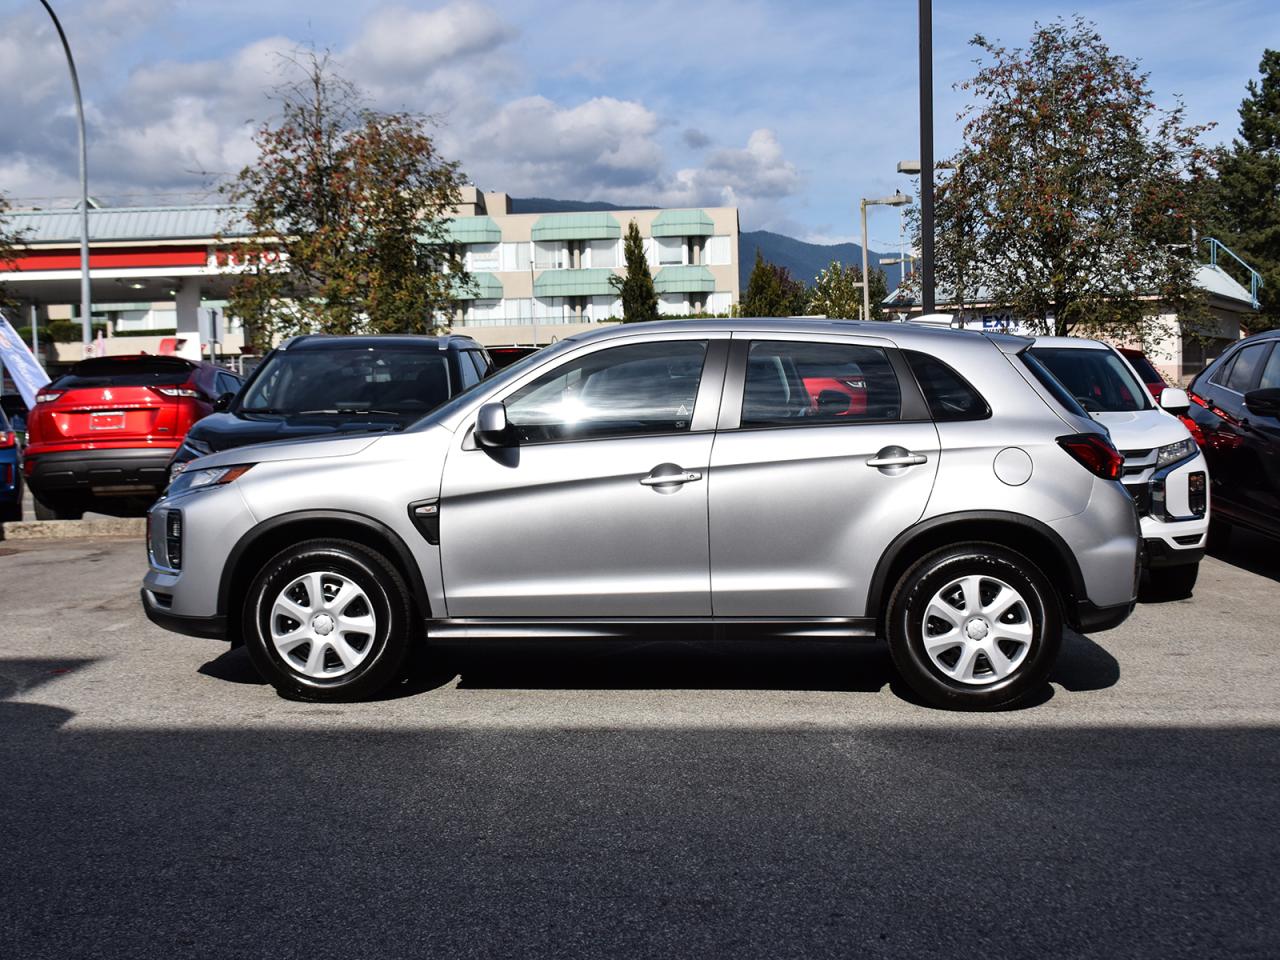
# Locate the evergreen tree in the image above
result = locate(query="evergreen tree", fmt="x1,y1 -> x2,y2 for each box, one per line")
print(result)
741,250 -> 806,316
1211,49 -> 1280,333
0,193 -> 23,312
610,219 -> 659,322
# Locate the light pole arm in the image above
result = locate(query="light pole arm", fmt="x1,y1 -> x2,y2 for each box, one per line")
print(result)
38,0 -> 92,349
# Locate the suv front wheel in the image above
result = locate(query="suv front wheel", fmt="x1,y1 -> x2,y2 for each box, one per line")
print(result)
244,538 -> 414,701
886,543 -> 1062,710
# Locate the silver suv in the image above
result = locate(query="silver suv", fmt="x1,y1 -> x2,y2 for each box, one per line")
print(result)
142,319 -> 1140,710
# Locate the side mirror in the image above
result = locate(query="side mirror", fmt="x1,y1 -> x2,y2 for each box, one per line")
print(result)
1159,387 -> 1190,414
816,389 -> 851,416
474,402 -> 512,448
213,392 -> 236,412
1245,388 -> 1280,419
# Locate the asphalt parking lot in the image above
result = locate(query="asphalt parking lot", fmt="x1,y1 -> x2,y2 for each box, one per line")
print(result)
2,532 -> 1278,959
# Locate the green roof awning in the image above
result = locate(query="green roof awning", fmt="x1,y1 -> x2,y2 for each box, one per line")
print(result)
450,272 -> 504,300
651,209 -> 715,237
654,265 -> 715,294
533,269 -> 618,297
531,213 -> 621,242
436,216 -> 502,244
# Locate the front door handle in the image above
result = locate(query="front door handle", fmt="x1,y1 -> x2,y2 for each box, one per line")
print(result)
640,467 -> 703,486
867,447 -> 928,468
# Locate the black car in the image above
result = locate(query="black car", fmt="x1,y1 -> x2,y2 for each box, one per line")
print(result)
169,334 -> 494,476
1186,329 -> 1280,541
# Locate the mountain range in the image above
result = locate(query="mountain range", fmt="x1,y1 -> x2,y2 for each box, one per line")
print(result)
509,198 -> 902,291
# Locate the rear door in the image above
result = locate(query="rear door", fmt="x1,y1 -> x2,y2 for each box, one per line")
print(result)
708,334 -> 940,618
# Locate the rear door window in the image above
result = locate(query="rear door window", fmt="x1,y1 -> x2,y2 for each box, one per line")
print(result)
740,341 -> 901,426
1258,345 -> 1280,391
1227,344 -> 1270,393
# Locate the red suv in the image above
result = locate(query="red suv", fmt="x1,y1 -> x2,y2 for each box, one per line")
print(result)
24,355 -> 241,519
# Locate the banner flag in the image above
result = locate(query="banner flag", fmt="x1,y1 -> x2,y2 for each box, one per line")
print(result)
0,313 -> 52,408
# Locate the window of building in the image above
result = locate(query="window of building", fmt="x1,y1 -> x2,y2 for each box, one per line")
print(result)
658,294 -> 687,316
503,340 -> 709,443
704,235 -> 732,266
463,299 -> 505,326
585,239 -> 619,269
585,296 -> 622,322
500,242 -> 531,272
656,236 -> 685,266
535,296 -> 569,323
705,291 -> 732,315
534,241 -> 567,270
467,243 -> 500,271
740,341 -> 902,426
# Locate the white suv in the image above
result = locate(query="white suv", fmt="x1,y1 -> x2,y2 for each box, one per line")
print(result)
1027,338 -> 1208,598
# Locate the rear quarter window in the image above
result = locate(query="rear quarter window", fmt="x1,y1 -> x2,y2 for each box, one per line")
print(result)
903,351 -> 990,421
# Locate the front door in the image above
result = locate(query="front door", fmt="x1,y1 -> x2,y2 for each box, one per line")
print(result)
709,336 -> 940,618
439,335 -> 725,617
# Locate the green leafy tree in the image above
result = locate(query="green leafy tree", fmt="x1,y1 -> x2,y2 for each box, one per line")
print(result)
808,261 -> 888,319
1210,49 -> 1280,333
224,51 -> 469,349
0,193 -> 25,313
922,18 -> 1214,337
610,219 -> 659,322
741,250 -> 807,316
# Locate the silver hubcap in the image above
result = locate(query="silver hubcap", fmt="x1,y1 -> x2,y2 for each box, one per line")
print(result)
269,571 -> 377,680
922,574 -> 1034,686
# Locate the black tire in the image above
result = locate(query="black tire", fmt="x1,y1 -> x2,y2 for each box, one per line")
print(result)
243,538 -> 415,702
33,496 -> 84,521
1140,562 -> 1199,602
1208,518 -> 1231,550
886,543 -> 1062,711
0,499 -> 21,523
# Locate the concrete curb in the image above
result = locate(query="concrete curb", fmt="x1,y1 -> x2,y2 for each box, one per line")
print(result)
0,518 -> 147,541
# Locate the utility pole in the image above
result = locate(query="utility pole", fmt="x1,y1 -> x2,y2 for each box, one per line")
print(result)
38,1 -> 92,348
918,0 -> 935,314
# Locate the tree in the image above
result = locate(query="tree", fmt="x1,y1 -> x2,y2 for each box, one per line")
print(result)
924,18 -> 1215,338
808,261 -> 888,319
1210,50 -> 1280,333
224,51 -> 469,350
741,250 -> 807,316
0,193 -> 24,313
610,219 -> 659,322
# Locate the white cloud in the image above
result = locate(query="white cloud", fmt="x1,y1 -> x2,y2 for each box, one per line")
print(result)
349,2 -> 514,79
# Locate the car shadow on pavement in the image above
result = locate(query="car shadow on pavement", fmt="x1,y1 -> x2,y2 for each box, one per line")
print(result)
1209,526 -> 1280,582
1,658 -> 1274,960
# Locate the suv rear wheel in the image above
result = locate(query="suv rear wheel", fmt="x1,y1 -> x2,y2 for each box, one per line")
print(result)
244,538 -> 414,701
33,497 -> 84,521
886,543 -> 1061,710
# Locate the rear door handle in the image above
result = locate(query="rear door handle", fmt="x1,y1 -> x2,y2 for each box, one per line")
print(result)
867,451 -> 928,468
640,470 -> 702,486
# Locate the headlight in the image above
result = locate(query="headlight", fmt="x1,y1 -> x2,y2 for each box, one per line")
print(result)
1155,438 -> 1198,469
181,436 -> 214,457
167,463 -> 254,497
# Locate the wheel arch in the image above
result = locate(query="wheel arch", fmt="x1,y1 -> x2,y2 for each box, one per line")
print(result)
868,511 -> 1087,630
218,510 -> 434,643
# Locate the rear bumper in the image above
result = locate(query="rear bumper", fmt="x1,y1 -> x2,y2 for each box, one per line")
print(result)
25,447 -> 177,498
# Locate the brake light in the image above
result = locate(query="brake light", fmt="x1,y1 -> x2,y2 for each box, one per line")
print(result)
0,432 -> 14,449
1057,433 -> 1124,481
35,392 -> 62,404
155,387 -> 200,398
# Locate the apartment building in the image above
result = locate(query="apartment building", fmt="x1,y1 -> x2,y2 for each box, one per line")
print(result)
443,188 -> 740,345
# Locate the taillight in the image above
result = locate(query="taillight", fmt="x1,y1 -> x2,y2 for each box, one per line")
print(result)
0,432 -> 14,448
1057,433 -> 1124,481
1189,391 -> 1210,409
155,387 -> 200,398
35,392 -> 62,404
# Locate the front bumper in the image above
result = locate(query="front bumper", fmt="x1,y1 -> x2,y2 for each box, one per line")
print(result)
141,588 -> 228,639
26,446 -> 177,498
1124,451 -> 1209,568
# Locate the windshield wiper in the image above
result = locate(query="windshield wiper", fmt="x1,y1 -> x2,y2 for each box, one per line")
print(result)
240,407 -> 287,414
297,408 -> 403,416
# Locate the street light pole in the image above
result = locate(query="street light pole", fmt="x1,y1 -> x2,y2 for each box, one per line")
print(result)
918,0 -> 935,314
861,193 -> 911,322
38,0 -> 92,349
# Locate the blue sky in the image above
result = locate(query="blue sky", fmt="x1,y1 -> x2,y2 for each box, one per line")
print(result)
0,0 -> 1275,245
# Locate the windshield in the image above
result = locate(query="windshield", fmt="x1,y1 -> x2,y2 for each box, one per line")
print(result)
238,347 -> 453,417
1028,347 -> 1151,413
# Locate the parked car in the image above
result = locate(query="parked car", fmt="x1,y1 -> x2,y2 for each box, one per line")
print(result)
167,335 -> 494,478
23,355 -> 240,519
143,319 -> 1140,710
0,405 -> 22,523
1117,347 -> 1172,401
1,394 -> 28,444
1026,338 -> 1208,598
1185,329 -> 1280,543
487,345 -> 540,370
